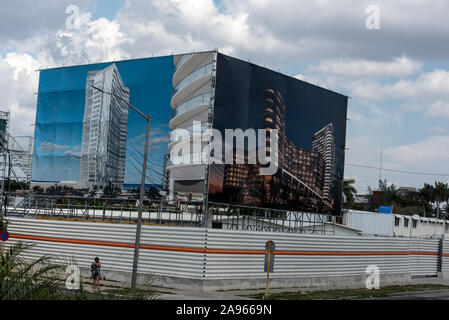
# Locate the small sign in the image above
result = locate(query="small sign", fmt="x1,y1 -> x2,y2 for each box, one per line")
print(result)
378,206 -> 392,214
264,240 -> 275,273
1,231 -> 9,242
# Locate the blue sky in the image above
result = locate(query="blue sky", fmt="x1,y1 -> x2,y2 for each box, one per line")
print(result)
1,0 -> 449,193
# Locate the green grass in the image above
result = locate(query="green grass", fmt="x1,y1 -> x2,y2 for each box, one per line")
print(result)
249,284 -> 449,300
102,287 -> 158,300
51,284 -> 158,300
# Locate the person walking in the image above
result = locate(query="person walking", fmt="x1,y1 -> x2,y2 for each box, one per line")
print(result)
91,257 -> 102,290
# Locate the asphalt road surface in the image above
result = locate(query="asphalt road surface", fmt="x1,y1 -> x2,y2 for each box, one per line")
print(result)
369,289 -> 449,300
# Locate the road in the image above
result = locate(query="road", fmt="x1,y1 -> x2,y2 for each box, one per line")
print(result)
370,289 -> 449,300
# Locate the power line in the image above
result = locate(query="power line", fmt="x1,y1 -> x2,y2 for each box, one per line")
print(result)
345,163 -> 449,177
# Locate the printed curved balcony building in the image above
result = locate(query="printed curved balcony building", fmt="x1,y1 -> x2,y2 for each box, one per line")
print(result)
165,51 -> 216,200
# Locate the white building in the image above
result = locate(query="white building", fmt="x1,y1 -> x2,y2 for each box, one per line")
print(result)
80,63 -> 130,189
166,51 -> 216,200
343,209 -> 449,238
312,123 -> 335,201
354,194 -> 369,204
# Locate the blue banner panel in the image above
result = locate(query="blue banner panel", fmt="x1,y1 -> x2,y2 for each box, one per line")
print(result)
32,57 -> 175,190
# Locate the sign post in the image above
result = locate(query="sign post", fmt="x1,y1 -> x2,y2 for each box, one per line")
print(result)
1,231 -> 9,257
264,240 -> 275,299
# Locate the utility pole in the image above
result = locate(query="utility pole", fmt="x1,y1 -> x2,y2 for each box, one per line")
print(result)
131,113 -> 150,289
378,147 -> 383,185
92,86 -> 150,289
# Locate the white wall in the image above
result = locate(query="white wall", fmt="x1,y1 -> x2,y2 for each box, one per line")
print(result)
343,210 -> 449,238
393,215 -> 447,238
343,210 -> 393,236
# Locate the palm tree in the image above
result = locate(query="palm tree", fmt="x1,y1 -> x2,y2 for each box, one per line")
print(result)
0,207 -> 67,300
343,178 -> 357,203
434,181 -> 449,219
420,183 -> 434,217
0,242 -> 65,300
378,180 -> 400,205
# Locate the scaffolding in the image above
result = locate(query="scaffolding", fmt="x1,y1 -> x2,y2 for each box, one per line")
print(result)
3,194 -> 335,235
0,111 -> 33,194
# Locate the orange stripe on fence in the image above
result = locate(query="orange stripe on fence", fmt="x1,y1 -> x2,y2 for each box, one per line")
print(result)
8,233 -> 442,257
11,234 -> 135,248
410,251 -> 439,256
275,250 -> 411,256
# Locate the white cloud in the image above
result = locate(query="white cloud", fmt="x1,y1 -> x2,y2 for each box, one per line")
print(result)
0,11 -> 133,137
39,142 -> 70,151
384,135 -> 449,171
0,52 -> 39,136
427,126 -> 448,135
51,13 -> 131,64
64,150 -> 80,157
307,56 -> 421,77
426,101 -> 449,121
345,134 -> 449,192
4,52 -> 39,79
350,69 -> 449,100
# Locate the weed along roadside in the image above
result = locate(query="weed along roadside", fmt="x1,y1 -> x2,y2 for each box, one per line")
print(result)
246,284 -> 449,300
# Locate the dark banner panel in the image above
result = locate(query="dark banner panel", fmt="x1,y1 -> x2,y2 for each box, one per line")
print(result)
209,53 -> 348,214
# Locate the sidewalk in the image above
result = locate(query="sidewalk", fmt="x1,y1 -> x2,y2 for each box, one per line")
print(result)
154,276 -> 449,300
156,289 -> 254,300
72,276 -> 449,300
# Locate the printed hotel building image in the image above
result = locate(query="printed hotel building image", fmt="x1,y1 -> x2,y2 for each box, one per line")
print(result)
80,63 -> 130,189
214,84 -> 336,213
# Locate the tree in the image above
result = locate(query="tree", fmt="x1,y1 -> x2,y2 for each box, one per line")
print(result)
32,186 -> 44,195
434,182 -> 449,219
378,179 -> 400,205
0,206 -> 7,232
0,242 -> 65,300
103,182 -> 120,198
145,186 -> 161,199
343,178 -> 357,203
420,183 -> 434,217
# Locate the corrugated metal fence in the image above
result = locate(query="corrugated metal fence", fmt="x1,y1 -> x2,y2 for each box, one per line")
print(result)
4,217 -> 444,281
6,218 -> 207,279
410,239 -> 440,276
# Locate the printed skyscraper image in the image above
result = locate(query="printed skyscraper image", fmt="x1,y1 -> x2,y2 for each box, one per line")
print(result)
209,53 -> 347,214
312,123 -> 336,203
80,64 -> 130,189
31,56 -> 174,190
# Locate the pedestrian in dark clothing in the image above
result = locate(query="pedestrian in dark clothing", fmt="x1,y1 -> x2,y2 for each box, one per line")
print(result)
91,257 -> 102,290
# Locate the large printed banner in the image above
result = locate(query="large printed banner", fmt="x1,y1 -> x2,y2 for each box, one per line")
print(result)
32,51 -> 348,214
33,56 -> 175,189
208,54 -> 348,214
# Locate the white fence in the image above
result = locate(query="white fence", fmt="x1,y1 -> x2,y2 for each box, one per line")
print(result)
410,239 -> 440,276
4,217 -> 444,283
6,218 -> 207,279
344,210 -> 393,236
